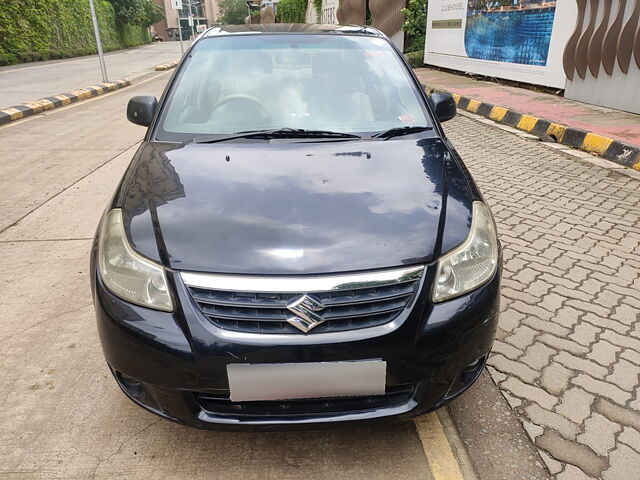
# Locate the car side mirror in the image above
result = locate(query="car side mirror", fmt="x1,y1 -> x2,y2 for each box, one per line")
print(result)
127,96 -> 158,127
430,92 -> 457,123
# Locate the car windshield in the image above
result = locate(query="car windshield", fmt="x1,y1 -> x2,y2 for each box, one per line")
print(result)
155,34 -> 431,142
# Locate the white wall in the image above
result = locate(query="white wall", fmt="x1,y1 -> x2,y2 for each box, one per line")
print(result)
423,1 -> 577,89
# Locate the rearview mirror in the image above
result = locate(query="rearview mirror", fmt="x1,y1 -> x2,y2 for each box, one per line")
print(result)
430,92 -> 457,123
127,96 -> 157,127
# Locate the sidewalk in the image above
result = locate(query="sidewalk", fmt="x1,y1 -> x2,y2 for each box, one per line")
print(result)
414,68 -> 640,169
0,42 -> 182,108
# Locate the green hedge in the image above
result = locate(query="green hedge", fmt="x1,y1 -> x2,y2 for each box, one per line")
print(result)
404,51 -> 424,68
117,23 -> 150,49
276,0 -> 307,23
0,0 -> 149,66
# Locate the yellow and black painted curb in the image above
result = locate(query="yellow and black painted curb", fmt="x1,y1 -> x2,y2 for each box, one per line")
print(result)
0,79 -> 131,126
429,89 -> 640,171
154,60 -> 179,71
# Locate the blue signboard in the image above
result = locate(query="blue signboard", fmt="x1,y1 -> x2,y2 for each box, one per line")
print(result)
465,2 -> 557,66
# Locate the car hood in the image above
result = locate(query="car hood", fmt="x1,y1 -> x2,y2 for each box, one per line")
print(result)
120,138 -> 474,275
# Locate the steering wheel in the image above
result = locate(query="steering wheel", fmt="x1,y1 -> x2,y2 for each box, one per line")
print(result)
211,93 -> 270,120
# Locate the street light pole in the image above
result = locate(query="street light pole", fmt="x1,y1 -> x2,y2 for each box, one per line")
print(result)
188,0 -> 195,38
177,10 -> 184,55
88,0 -> 108,83
194,0 -> 200,33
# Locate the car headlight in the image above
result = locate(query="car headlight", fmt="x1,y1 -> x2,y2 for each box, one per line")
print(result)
98,209 -> 173,312
432,201 -> 498,302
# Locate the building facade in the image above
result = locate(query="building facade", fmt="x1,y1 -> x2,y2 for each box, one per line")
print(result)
153,0 -> 221,41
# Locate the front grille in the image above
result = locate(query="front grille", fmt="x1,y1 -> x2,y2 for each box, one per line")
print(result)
182,266 -> 424,334
196,385 -> 416,417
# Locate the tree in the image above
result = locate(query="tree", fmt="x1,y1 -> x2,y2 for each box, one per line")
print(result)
401,0 -> 427,53
107,0 -> 164,27
141,0 -> 165,27
219,0 -> 249,24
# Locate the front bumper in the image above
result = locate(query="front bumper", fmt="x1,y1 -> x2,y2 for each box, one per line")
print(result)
92,264 -> 500,430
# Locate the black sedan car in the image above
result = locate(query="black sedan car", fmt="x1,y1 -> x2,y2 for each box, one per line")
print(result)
91,24 -> 501,428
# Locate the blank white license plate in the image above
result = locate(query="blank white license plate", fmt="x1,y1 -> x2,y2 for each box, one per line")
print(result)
227,360 -> 387,402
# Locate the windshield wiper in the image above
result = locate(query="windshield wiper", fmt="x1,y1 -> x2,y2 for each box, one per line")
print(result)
372,126 -> 433,140
192,128 -> 362,144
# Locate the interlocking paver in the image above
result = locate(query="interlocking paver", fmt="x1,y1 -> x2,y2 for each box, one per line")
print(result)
487,353 -> 540,383
555,352 -> 609,379
522,343 -> 556,370
541,364 -> 574,396
572,374 -> 632,406
524,316 -> 571,338
587,341 -> 621,367
511,301 -> 555,321
621,349 -> 640,366
569,323 -> 601,347
602,444 -> 640,480
503,377 -> 558,410
541,293 -> 565,313
540,451 -> 564,475
557,465 -> 597,480
492,339 -> 522,360
606,360 -> 640,392
538,334 -> 590,355
576,414 -> 621,456
553,305 -> 583,329
601,331 -> 640,351
594,398 -> 640,430
555,388 -> 595,425
593,290 -> 623,309
618,427 -> 640,450
612,304 -> 639,326
504,325 -> 539,350
502,390 -> 524,409
445,113 -> 640,479
581,312 -> 628,335
499,308 -> 526,333
526,404 -> 581,440
536,431 -> 607,478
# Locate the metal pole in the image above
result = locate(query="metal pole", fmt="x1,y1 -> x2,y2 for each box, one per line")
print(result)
177,11 -> 184,55
88,0 -> 108,82
195,0 -> 200,33
188,0 -> 195,38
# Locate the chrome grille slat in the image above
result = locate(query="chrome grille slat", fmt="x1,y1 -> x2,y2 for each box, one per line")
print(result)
321,284 -> 415,307
198,306 -> 289,322
323,304 -> 406,320
190,290 -> 295,309
192,296 -> 289,309
183,266 -> 424,335
190,284 -> 415,309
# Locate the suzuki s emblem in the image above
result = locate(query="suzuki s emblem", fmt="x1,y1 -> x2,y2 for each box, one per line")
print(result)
286,294 -> 326,333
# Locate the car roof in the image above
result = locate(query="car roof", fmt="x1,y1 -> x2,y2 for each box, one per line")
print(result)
202,23 -> 385,38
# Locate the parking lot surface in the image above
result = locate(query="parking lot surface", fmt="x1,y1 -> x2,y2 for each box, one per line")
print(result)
0,42 -> 182,107
446,113 -> 640,479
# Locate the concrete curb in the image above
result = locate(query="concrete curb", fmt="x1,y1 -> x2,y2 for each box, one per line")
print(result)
154,60 -> 179,71
428,88 -> 640,171
0,79 -> 131,126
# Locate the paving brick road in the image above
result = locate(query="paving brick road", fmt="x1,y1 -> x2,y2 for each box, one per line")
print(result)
445,113 -> 640,479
